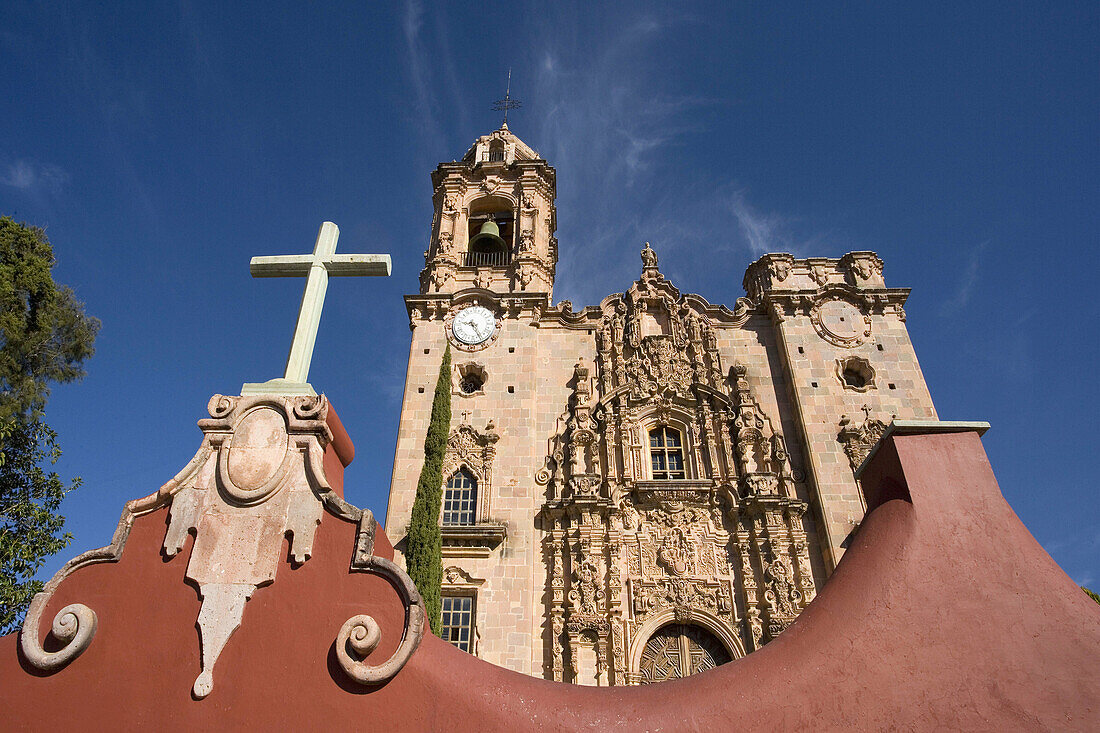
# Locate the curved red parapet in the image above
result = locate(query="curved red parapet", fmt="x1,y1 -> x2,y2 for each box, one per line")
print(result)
2,426 -> 1098,730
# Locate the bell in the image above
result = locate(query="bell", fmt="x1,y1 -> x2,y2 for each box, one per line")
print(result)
469,219 -> 506,250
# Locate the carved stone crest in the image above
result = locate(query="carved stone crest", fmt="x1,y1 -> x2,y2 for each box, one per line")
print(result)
441,422 -> 500,490
657,527 -> 694,576
838,410 -> 891,472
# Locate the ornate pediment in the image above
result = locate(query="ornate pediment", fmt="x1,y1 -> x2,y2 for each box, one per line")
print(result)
441,421 -> 500,482
594,245 -> 726,401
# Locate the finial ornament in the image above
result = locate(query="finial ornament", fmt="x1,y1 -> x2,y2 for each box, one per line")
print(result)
641,241 -> 658,269
492,69 -> 522,128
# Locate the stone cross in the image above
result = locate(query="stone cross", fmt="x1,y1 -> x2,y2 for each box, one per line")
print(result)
242,221 -> 391,395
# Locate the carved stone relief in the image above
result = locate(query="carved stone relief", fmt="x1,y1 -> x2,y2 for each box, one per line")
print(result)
838,408 -> 893,473
811,297 -> 872,348
537,245 -> 815,682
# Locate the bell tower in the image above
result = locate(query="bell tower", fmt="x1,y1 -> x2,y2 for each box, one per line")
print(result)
390,125 -> 561,675
419,124 -> 557,297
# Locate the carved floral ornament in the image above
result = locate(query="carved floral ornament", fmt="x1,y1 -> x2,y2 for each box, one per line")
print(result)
839,251 -> 885,284
20,394 -> 424,697
442,565 -> 485,587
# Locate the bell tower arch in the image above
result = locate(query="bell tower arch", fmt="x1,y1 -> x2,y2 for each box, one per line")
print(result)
420,124 -> 558,297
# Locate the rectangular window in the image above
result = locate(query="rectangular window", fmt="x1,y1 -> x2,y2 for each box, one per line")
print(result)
650,426 -> 687,480
441,595 -> 475,653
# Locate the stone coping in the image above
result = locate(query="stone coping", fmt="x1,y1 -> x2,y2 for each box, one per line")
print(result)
854,419 -> 991,479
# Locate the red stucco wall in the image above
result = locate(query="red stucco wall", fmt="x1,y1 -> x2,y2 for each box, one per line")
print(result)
2,429 -> 1098,730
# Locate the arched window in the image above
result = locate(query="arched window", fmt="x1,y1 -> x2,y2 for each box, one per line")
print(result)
443,469 -> 478,525
649,426 -> 686,480
466,196 -> 514,267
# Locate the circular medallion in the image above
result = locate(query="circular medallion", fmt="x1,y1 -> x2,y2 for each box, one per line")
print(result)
219,406 -> 292,504
811,299 -> 870,348
451,305 -> 496,346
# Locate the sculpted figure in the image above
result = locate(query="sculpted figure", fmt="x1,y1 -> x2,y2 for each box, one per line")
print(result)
611,302 -> 626,344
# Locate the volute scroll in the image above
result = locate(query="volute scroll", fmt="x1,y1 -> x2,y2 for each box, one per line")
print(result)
335,556 -> 426,685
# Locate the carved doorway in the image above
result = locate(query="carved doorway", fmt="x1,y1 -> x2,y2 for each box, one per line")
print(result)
637,623 -> 732,683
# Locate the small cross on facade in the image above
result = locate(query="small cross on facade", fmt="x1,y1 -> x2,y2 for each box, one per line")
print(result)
242,221 -> 391,396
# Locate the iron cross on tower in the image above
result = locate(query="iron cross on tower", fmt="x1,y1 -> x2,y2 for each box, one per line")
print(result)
241,221 -> 391,396
492,69 -> 522,127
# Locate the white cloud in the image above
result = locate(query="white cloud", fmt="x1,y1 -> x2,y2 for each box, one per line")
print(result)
401,0 -> 445,154
0,159 -> 69,193
728,190 -> 789,256
941,240 -> 988,315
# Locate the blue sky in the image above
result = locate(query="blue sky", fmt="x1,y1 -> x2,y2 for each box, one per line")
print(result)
2,2 -> 1097,588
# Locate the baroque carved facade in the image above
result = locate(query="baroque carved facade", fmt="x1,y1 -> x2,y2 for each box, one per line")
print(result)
386,125 -> 938,683
539,249 -> 814,683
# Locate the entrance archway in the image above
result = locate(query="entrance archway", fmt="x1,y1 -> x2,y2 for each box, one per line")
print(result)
638,623 -> 732,683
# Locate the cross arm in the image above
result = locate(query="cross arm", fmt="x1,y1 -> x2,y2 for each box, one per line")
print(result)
250,254 -> 391,278
250,255 -> 314,277
324,254 -> 392,276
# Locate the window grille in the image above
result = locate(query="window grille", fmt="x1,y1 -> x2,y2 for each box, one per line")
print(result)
649,426 -> 686,480
443,469 -> 478,525
441,595 -> 475,652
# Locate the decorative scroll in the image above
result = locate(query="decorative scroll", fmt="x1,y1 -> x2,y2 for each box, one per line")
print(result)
335,555 -> 425,685
19,439 -> 213,674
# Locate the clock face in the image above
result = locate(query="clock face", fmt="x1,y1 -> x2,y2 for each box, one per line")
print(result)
451,306 -> 496,346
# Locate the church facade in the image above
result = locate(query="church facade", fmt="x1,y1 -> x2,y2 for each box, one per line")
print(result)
385,126 -> 936,684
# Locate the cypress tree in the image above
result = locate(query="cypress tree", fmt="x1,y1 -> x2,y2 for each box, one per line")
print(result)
406,344 -> 451,634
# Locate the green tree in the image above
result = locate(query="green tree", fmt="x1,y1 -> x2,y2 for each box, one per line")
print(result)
1085,587 -> 1100,605
405,344 -> 451,635
0,419 -> 77,633
0,217 -> 98,634
0,217 -> 98,423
